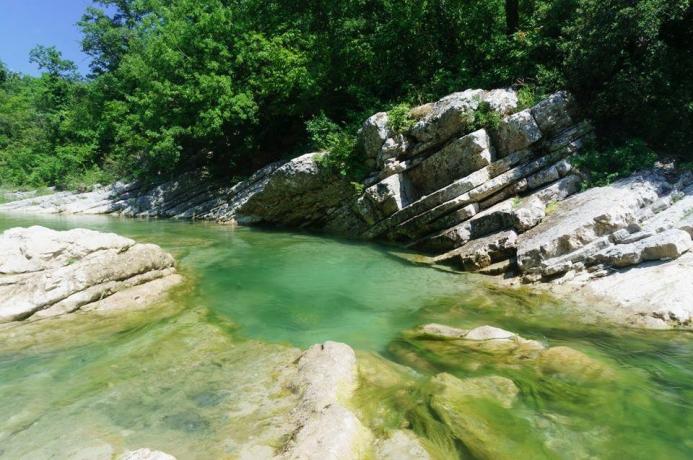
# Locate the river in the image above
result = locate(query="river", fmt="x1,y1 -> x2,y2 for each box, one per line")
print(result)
0,213 -> 691,459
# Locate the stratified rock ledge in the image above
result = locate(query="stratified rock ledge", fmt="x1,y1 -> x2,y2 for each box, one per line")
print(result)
0,226 -> 182,323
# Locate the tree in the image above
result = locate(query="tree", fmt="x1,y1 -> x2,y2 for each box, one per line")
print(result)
505,0 -> 519,34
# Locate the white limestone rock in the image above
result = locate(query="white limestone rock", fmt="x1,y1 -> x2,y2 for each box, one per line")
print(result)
494,109 -> 543,156
406,129 -> 495,195
530,91 -> 576,134
358,112 -> 391,161
119,448 -> 177,460
0,226 -> 180,323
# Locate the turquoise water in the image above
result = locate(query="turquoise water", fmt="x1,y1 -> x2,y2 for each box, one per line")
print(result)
0,213 -> 691,459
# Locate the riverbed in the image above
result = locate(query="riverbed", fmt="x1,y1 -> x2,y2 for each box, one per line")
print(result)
0,213 -> 691,459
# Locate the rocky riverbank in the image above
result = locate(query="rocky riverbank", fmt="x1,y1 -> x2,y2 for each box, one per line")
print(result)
0,226 -> 182,323
1,87 -> 691,329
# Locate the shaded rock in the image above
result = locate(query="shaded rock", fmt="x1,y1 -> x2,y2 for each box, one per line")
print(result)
530,91 -> 575,134
356,174 -> 414,225
494,109 -> 542,156
435,230 -> 517,271
236,152 -> 356,228
0,226 -> 180,323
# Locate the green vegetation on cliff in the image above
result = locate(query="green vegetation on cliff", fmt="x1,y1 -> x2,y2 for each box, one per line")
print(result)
0,0 -> 690,188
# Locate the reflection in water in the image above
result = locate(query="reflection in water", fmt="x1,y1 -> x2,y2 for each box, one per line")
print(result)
0,213 -> 691,459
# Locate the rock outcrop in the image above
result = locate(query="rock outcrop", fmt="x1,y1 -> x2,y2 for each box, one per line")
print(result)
2,87 -> 691,328
279,341 -> 372,460
0,226 -> 182,322
512,172 -> 693,328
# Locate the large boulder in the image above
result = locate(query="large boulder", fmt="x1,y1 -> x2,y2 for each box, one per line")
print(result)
0,226 -> 181,322
494,109 -> 543,156
530,91 -> 576,134
355,173 -> 414,225
406,129 -> 495,196
410,89 -> 484,145
235,152 -> 356,227
358,112 -> 391,162
279,341 -> 372,460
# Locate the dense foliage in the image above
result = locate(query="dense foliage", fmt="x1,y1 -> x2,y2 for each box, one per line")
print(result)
0,0 -> 690,188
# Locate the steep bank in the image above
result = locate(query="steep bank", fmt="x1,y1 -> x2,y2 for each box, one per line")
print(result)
2,88 -> 691,328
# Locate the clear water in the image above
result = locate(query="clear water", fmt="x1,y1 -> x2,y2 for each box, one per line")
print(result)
0,213 -> 691,459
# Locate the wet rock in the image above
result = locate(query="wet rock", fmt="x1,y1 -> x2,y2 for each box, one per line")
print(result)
408,324 -> 545,360
119,448 -> 177,460
375,430 -> 431,460
0,226 -> 181,323
430,372 -> 546,460
537,346 -> 615,382
434,230 -> 517,271
430,373 -> 519,409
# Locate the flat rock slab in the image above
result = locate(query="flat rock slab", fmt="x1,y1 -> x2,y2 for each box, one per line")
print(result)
516,173 -> 664,276
0,226 -> 181,322
570,252 -> 693,329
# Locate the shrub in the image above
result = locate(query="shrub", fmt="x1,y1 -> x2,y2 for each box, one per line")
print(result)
387,103 -> 416,134
306,113 -> 362,179
471,101 -> 502,131
573,139 -> 658,188
516,86 -> 538,110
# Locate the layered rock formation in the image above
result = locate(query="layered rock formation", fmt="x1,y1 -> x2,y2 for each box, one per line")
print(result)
0,226 -> 182,322
2,87 -> 691,327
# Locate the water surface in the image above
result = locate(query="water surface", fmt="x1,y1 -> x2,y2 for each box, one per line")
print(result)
0,213 -> 691,459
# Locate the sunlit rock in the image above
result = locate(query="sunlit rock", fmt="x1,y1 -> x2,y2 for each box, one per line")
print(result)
0,226 -> 181,322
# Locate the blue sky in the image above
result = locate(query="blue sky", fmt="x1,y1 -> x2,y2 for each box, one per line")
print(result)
0,0 -> 97,76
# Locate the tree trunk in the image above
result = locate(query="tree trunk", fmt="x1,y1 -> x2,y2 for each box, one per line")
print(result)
505,0 -> 519,35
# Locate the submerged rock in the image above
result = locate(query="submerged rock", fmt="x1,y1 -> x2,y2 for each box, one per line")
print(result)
119,448 -> 176,460
0,226 -> 182,322
429,372 -> 546,460
537,346 -> 615,382
430,373 -> 519,409
374,430 -> 431,460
